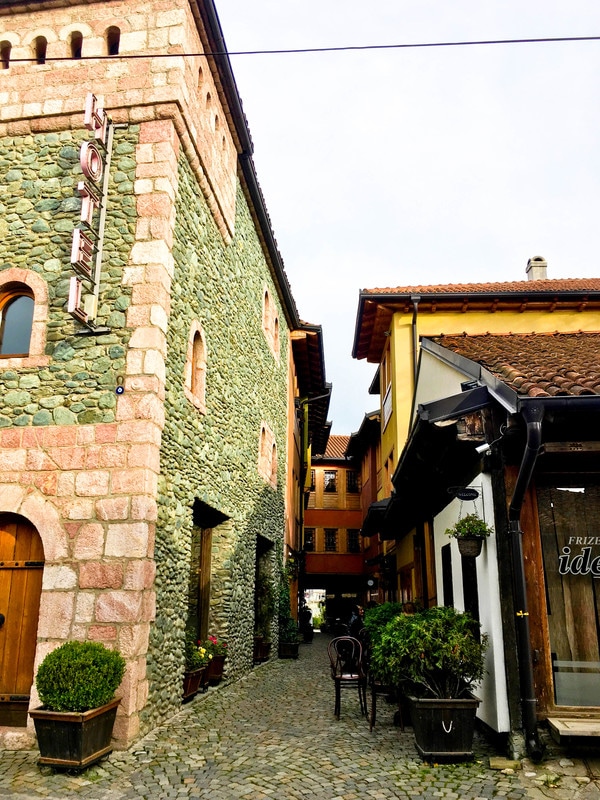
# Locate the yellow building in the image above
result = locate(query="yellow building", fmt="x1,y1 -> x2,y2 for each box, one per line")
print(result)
353,259 -> 600,756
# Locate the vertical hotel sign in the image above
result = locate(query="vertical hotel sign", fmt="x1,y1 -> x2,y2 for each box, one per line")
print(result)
68,93 -> 113,328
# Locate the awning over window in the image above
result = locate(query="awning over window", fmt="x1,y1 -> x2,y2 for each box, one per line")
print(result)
367,387 -> 493,541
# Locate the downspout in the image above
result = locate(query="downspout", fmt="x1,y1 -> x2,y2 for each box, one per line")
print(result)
410,294 -> 421,387
507,402 -> 545,761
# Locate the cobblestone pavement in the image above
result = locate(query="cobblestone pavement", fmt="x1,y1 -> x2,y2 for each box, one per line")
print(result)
2,633 -> 600,799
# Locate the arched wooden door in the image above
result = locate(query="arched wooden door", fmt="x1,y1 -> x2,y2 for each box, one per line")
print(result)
0,513 -> 44,726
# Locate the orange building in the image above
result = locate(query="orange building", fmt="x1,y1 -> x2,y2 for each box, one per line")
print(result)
303,435 -> 365,624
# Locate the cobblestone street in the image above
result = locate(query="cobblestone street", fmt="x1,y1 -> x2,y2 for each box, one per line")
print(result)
1,633 -> 600,800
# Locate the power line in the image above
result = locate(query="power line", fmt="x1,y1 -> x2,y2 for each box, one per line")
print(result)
8,34 -> 600,63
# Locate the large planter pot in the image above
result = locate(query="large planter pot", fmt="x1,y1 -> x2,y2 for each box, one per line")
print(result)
278,641 -> 300,659
408,694 -> 480,762
301,625 -> 314,643
456,537 -> 484,558
29,697 -> 120,770
253,637 -> 272,663
182,666 -> 209,701
207,655 -> 226,685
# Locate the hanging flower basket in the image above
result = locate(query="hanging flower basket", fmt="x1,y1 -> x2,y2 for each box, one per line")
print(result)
456,536 -> 484,558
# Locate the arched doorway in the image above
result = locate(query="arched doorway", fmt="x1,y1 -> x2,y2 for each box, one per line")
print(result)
0,513 -> 44,726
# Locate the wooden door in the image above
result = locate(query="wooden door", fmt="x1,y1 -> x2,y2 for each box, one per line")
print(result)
0,514 -> 44,726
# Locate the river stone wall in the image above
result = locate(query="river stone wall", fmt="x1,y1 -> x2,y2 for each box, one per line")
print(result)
139,154 -> 289,732
0,127 -> 137,423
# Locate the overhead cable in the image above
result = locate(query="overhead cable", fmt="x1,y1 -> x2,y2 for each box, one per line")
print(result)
7,34 -> 600,63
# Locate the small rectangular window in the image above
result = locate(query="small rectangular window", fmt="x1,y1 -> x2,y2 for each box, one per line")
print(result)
325,528 -> 337,552
347,529 -> 360,553
346,471 -> 360,493
304,528 -> 315,552
310,469 -> 315,491
324,470 -> 337,493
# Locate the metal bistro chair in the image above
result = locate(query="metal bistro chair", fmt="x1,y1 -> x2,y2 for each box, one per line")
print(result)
327,636 -> 367,720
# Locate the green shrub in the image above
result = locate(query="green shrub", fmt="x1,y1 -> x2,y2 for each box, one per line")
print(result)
36,641 -> 126,712
363,601 -> 405,638
370,606 -> 487,699
278,573 -> 300,643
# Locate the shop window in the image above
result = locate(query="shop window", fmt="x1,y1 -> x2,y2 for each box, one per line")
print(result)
304,528 -> 315,552
324,528 -> 337,552
106,26 -> 120,56
1,41 -> 11,69
538,481 -> 600,707
347,529 -> 360,553
0,291 -> 34,357
70,30 -> 83,59
324,470 -> 337,493
346,470 -> 360,493
34,36 -> 47,65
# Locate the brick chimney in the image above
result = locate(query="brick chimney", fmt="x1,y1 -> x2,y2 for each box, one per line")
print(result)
526,256 -> 548,281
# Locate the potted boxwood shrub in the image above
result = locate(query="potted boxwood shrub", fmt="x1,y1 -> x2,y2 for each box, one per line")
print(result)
370,606 -> 488,761
29,640 -> 125,770
445,512 -> 493,558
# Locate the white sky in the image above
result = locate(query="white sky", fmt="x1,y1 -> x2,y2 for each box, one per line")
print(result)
213,1 -> 600,434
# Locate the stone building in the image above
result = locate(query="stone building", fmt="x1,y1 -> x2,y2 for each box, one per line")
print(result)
0,0 -> 329,750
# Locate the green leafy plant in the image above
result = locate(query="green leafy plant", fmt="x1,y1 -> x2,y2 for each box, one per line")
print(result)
36,641 -> 125,712
185,632 -> 212,669
278,572 -> 300,643
370,606 -> 488,699
363,602 -> 405,637
255,572 -> 276,640
445,513 -> 493,539
204,634 -> 227,658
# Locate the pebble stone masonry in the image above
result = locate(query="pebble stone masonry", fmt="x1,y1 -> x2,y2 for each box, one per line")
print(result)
0,0 -> 290,751
1,636 -> 600,800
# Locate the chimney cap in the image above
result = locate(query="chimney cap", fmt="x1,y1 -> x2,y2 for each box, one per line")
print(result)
526,256 -> 547,280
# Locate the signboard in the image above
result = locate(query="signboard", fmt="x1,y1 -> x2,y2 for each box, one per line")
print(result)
448,487 -> 480,501
68,93 -> 113,328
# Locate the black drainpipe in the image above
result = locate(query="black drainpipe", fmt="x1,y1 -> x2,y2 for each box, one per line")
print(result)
410,295 -> 421,386
507,402 -> 545,761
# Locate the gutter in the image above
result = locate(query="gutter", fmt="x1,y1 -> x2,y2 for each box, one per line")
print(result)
192,0 -> 300,330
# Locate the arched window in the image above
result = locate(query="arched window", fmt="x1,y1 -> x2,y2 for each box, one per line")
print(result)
257,423 -> 277,488
273,315 -> 280,356
34,36 -> 47,65
191,330 -> 206,403
0,291 -> 34,357
270,443 -> 278,488
1,41 -> 11,69
184,322 -> 207,413
106,26 -> 120,56
70,31 -> 83,59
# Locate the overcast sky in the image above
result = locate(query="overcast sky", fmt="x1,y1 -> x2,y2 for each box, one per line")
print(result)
214,1 -> 600,435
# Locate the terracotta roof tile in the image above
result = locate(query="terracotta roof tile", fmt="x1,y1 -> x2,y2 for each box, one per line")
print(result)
364,278 -> 600,296
323,435 -> 351,459
431,332 -> 600,398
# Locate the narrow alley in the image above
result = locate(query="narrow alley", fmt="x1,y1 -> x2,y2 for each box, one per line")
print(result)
2,633 -> 600,800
